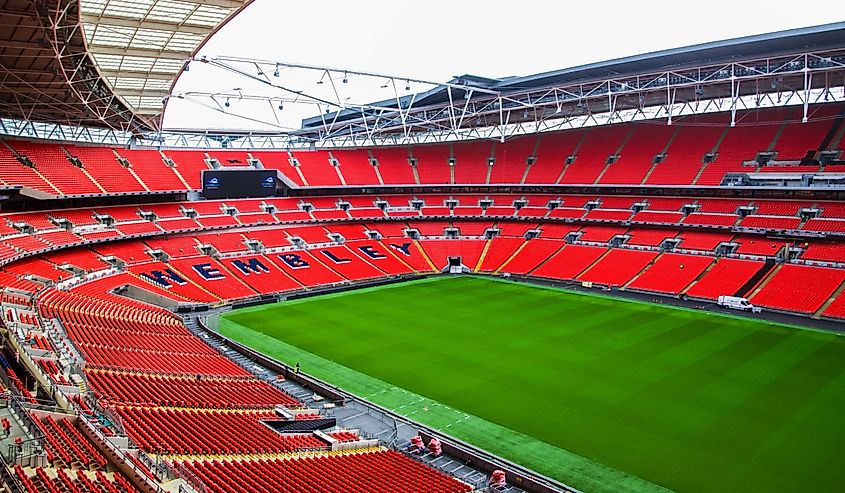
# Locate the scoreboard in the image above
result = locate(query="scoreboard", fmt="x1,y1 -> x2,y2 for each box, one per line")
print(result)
201,169 -> 277,199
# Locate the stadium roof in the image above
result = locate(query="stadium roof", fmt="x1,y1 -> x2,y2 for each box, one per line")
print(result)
493,21 -> 845,91
301,21 -> 845,133
0,0 -> 250,133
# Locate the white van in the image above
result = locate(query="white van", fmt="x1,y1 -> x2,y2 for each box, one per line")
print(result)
717,296 -> 762,313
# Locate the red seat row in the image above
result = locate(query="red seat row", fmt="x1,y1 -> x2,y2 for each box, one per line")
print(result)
115,407 -> 325,456
179,449 -> 472,493
86,369 -> 300,409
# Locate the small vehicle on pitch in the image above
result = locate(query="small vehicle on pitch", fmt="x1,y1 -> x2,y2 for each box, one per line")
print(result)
717,296 -> 762,313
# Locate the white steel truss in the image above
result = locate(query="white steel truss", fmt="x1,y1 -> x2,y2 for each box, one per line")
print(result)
157,49 -> 845,147
1,48 -> 844,148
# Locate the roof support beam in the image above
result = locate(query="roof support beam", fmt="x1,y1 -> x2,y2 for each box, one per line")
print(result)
192,0 -> 248,8
99,70 -> 179,80
88,46 -> 193,60
114,89 -> 171,98
80,14 -> 215,36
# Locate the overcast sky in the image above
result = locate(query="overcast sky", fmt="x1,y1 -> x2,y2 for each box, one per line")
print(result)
163,0 -> 843,132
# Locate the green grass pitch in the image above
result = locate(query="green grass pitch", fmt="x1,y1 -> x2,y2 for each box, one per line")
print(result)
219,276 -> 845,493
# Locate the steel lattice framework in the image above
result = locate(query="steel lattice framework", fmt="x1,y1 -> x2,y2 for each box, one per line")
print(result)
0,0 -> 249,133
0,17 -> 843,147
163,48 -> 845,148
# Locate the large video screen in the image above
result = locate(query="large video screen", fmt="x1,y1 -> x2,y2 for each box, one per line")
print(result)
201,169 -> 277,199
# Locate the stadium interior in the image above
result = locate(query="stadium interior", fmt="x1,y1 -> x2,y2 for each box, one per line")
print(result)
0,1 -> 843,493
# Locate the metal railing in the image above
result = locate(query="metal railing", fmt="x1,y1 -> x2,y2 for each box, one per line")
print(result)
0,453 -> 27,493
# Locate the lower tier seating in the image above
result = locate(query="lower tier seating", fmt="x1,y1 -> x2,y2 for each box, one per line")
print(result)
15,465 -> 141,493
30,415 -> 107,470
627,253 -> 714,295
750,265 -> 845,314
179,449 -> 473,493
684,258 -> 766,300
577,249 -> 658,287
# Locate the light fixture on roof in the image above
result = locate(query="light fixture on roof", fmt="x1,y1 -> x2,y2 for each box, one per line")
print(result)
224,98 -> 231,108
342,72 -> 348,84
278,101 -> 284,110
273,64 -> 280,77
405,80 -> 411,91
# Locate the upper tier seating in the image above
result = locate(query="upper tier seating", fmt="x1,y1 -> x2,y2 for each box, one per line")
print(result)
645,121 -> 725,185
695,114 -> 779,185
597,124 -> 675,185
491,136 -> 535,184
371,148 -> 415,184
8,141 -> 102,195
117,149 -> 189,191
0,144 -> 59,194
333,150 -> 379,186
452,141 -> 493,184
160,150 -> 212,189
770,105 -> 839,161
412,144 -> 452,185
560,125 -> 631,184
524,132 -> 581,184
65,145 -> 147,194
0,103 -> 839,196
290,151 -> 343,186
